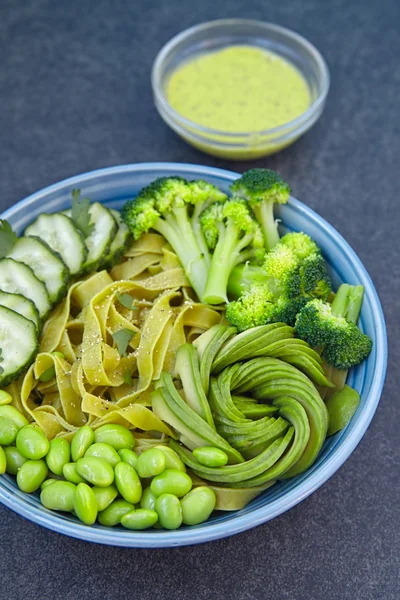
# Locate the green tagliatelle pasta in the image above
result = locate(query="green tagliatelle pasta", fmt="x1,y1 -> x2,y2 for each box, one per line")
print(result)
4,233 -> 223,443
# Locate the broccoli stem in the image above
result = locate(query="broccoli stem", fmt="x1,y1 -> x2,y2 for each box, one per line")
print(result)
191,204 -> 211,267
345,285 -> 364,324
331,284 -> 350,316
252,201 -> 280,251
227,263 -> 266,299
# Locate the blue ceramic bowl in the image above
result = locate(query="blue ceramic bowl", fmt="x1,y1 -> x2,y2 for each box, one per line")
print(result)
0,163 -> 387,547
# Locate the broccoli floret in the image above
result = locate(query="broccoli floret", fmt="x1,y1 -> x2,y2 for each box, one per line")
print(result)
279,231 -> 320,260
295,285 -> 372,369
230,169 -> 290,251
200,198 -> 265,305
122,177 -> 226,301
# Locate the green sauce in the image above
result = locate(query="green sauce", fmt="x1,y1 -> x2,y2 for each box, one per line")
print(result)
166,45 -> 311,133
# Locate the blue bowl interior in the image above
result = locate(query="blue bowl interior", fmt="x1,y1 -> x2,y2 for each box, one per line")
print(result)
0,163 -> 387,548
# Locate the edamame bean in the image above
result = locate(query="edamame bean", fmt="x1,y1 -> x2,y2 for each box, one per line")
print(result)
38,366 -> 56,383
63,462 -> 85,484
46,438 -> 71,476
114,462 -> 142,504
181,486 -> 216,525
0,447 -> 6,474
155,493 -> 182,530
135,448 -> 166,479
17,460 -> 48,493
94,424 -> 135,450
98,499 -> 135,527
16,425 -> 50,460
76,457 -> 114,487
74,483 -> 98,525
140,487 -> 158,511
0,416 -> 18,445
0,390 -> 12,406
150,469 -> 192,498
193,446 -> 228,467
40,481 -> 76,511
121,509 -> 158,530
71,426 -> 94,462
154,445 -> 186,472
85,443 -> 121,468
118,448 -> 138,469
92,484 -> 118,511
41,478 -> 58,490
3,446 -> 27,475
0,405 -> 29,430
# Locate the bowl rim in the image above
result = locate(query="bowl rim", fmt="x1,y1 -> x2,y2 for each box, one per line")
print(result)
0,162 -> 387,548
151,19 -> 331,138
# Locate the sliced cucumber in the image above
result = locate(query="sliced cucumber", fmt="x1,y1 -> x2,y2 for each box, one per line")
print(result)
0,258 -> 51,319
0,290 -> 40,332
104,209 -> 132,267
7,236 -> 70,304
24,213 -> 87,276
0,305 -> 38,387
67,203 -> 118,271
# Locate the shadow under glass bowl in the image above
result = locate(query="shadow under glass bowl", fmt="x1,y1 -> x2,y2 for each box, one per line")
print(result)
0,163 -> 387,548
152,20 -> 330,159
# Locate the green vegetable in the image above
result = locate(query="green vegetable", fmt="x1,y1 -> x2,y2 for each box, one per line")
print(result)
38,366 -> 56,383
140,487 -> 158,511
94,424 -> 135,450
0,416 -> 18,445
71,426 -> 94,462
193,446 -> 228,467
181,486 -> 216,525
40,481 -> 76,512
150,469 -> 193,498
85,442 -> 121,468
326,385 -> 360,435
199,198 -> 265,304
16,425 -> 50,460
63,462 -> 86,484
17,459 -> 48,493
3,446 -> 27,475
0,390 -> 12,405
116,292 -> 138,310
98,499 -> 135,527
153,445 -> 186,472
41,478 -> 58,490
121,509 -> 159,530
118,448 -> 138,469
155,493 -> 182,530
76,457 -> 114,487
74,483 -> 98,525
230,169 -> 290,251
122,177 -> 226,301
0,446 -> 6,474
135,448 -> 166,479
192,324 -> 236,395
0,219 -> 17,258
112,329 -> 135,357
71,189 -> 94,237
46,438 -> 71,476
114,462 -> 142,504
92,484 -> 118,512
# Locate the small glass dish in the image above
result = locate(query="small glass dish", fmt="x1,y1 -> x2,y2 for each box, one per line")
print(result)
152,19 -> 330,160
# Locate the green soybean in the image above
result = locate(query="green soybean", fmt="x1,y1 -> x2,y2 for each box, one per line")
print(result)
181,486 -> 216,525
154,445 -> 186,472
3,446 -> 27,475
0,416 -> 18,445
74,483 -> 98,525
40,481 -> 76,511
0,446 -> 6,474
63,462 -> 86,484
140,487 -> 158,511
38,366 -> 56,382
118,448 -> 138,469
41,478 -> 58,490
92,484 -> 118,511
98,499 -> 135,527
16,426 -> 50,460
46,438 -> 71,476
76,457 -> 114,487
17,459 -> 48,493
94,424 -> 135,450
121,509 -> 158,530
71,426 -> 94,462
0,405 -> 29,430
155,493 -> 182,530
193,446 -> 229,467
135,448 -> 166,479
85,443 -> 121,468
150,469 -> 192,498
0,390 -> 12,405
114,462 -> 142,504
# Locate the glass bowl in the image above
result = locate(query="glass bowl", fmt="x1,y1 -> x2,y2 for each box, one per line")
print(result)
151,20 -> 330,160
0,163 -> 387,547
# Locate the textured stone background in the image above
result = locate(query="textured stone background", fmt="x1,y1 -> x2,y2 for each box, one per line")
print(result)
0,0 -> 399,598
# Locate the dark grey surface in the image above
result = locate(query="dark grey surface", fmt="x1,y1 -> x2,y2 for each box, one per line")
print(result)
0,0 -> 399,598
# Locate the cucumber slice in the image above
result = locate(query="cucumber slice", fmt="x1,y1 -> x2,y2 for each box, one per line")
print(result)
0,305 -> 38,387
7,237 -> 70,304
0,258 -> 51,319
24,214 -> 87,276
104,209 -> 132,267
0,290 -> 40,332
